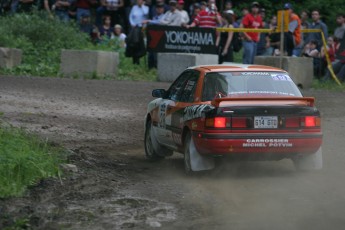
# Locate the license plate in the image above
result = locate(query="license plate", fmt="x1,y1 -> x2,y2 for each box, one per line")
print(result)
254,116 -> 278,129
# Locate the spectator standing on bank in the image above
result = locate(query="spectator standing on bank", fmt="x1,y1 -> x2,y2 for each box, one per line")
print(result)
75,0 -> 96,23
216,12 -> 234,64
159,0 -> 182,26
96,0 -> 124,27
189,3 -> 200,24
240,1 -> 263,64
267,15 -> 281,56
224,1 -> 232,11
17,0 -> 34,13
186,0 -> 221,28
256,8 -> 270,56
321,36 -> 339,63
143,3 -> 165,69
334,14 -> 345,40
284,3 -> 301,56
305,9 -> 328,48
129,0 -> 149,28
53,0 -> 72,22
150,0 -> 169,19
43,0 -> 55,19
80,13 -> 93,35
300,10 -> 310,52
177,0 -> 189,26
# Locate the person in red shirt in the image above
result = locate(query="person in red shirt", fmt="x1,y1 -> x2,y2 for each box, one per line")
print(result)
240,1 -> 263,64
186,0 -> 221,28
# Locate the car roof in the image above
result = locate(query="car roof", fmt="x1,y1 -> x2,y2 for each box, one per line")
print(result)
188,63 -> 286,73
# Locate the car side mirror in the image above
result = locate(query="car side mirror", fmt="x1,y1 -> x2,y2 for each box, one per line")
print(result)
152,89 -> 167,98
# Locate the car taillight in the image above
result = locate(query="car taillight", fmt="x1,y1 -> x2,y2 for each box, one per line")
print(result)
285,117 -> 300,128
205,117 -> 230,128
232,117 -> 247,128
301,116 -> 321,127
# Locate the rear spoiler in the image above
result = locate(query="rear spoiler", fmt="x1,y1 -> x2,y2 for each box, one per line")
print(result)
211,97 -> 315,107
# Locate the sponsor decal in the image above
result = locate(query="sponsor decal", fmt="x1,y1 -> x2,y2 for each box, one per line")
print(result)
241,72 -> 270,75
242,139 -> 293,148
146,25 -> 217,54
271,74 -> 293,81
183,104 -> 215,122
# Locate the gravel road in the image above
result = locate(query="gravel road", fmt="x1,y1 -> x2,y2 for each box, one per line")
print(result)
0,76 -> 345,230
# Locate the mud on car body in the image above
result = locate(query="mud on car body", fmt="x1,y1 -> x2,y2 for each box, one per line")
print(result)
144,64 -> 323,174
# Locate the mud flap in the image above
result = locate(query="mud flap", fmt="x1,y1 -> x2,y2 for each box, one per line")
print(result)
189,138 -> 215,171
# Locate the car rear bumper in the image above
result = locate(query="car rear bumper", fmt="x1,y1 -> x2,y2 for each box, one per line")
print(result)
193,132 -> 322,156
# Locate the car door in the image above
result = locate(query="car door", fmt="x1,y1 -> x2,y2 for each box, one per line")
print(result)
165,70 -> 200,148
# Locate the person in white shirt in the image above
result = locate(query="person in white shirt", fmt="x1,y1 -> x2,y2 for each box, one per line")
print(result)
129,0 -> 149,27
159,0 -> 182,26
177,0 -> 189,26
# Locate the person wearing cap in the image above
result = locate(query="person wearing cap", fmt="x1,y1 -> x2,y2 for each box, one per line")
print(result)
110,24 -> 127,49
150,0 -> 169,19
189,3 -> 200,24
159,0 -> 182,26
283,3 -> 302,56
240,1 -> 263,64
142,3 -> 164,25
177,0 -> 189,26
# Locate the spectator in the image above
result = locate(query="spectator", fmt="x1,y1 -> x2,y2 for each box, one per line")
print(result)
300,10 -> 310,53
302,40 -> 321,77
305,9 -> 328,48
75,0 -> 96,23
43,0 -> 55,18
143,3 -> 165,69
79,13 -> 93,35
240,1 -> 263,64
189,3 -> 200,24
256,8 -> 270,56
17,0 -> 34,13
224,1 -> 232,11
129,0 -> 149,28
177,0 -> 189,26
216,12 -> 234,64
200,1 -> 207,12
150,0 -> 169,19
334,14 -> 345,40
267,15 -> 281,56
322,60 -> 345,82
187,0 -> 221,28
283,3 -> 301,56
110,24 -> 126,49
96,0 -> 124,27
321,36 -> 339,63
159,0 -> 182,26
98,15 -> 113,40
53,0 -> 72,22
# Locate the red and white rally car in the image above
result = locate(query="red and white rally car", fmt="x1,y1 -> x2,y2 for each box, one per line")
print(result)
144,64 -> 323,174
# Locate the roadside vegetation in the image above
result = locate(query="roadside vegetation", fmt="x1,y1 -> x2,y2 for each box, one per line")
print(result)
0,121 -> 66,198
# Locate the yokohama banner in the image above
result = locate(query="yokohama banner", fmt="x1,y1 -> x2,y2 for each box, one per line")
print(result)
146,25 -> 217,54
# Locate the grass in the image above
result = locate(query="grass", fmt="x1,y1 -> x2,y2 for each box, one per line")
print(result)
311,79 -> 345,91
0,124 -> 66,198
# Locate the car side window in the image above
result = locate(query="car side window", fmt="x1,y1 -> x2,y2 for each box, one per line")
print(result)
167,71 -> 191,101
179,71 -> 199,103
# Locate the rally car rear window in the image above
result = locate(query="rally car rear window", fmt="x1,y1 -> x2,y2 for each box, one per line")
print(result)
202,71 -> 302,101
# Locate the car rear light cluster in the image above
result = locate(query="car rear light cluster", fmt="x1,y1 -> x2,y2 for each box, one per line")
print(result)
206,116 -> 321,129
205,117 -> 247,128
285,116 -> 321,128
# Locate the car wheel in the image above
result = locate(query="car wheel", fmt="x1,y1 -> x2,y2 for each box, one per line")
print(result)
184,132 -> 215,175
292,147 -> 323,171
144,120 -> 164,161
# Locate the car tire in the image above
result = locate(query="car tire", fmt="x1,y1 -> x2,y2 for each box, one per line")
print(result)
184,133 -> 215,175
144,120 -> 165,161
292,147 -> 323,171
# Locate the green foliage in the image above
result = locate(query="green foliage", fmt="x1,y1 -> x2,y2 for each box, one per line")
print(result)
0,125 -> 66,198
0,13 -> 91,77
312,79 -> 345,91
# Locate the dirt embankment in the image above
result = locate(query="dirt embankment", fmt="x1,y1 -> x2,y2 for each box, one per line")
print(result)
1,76 -> 345,230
